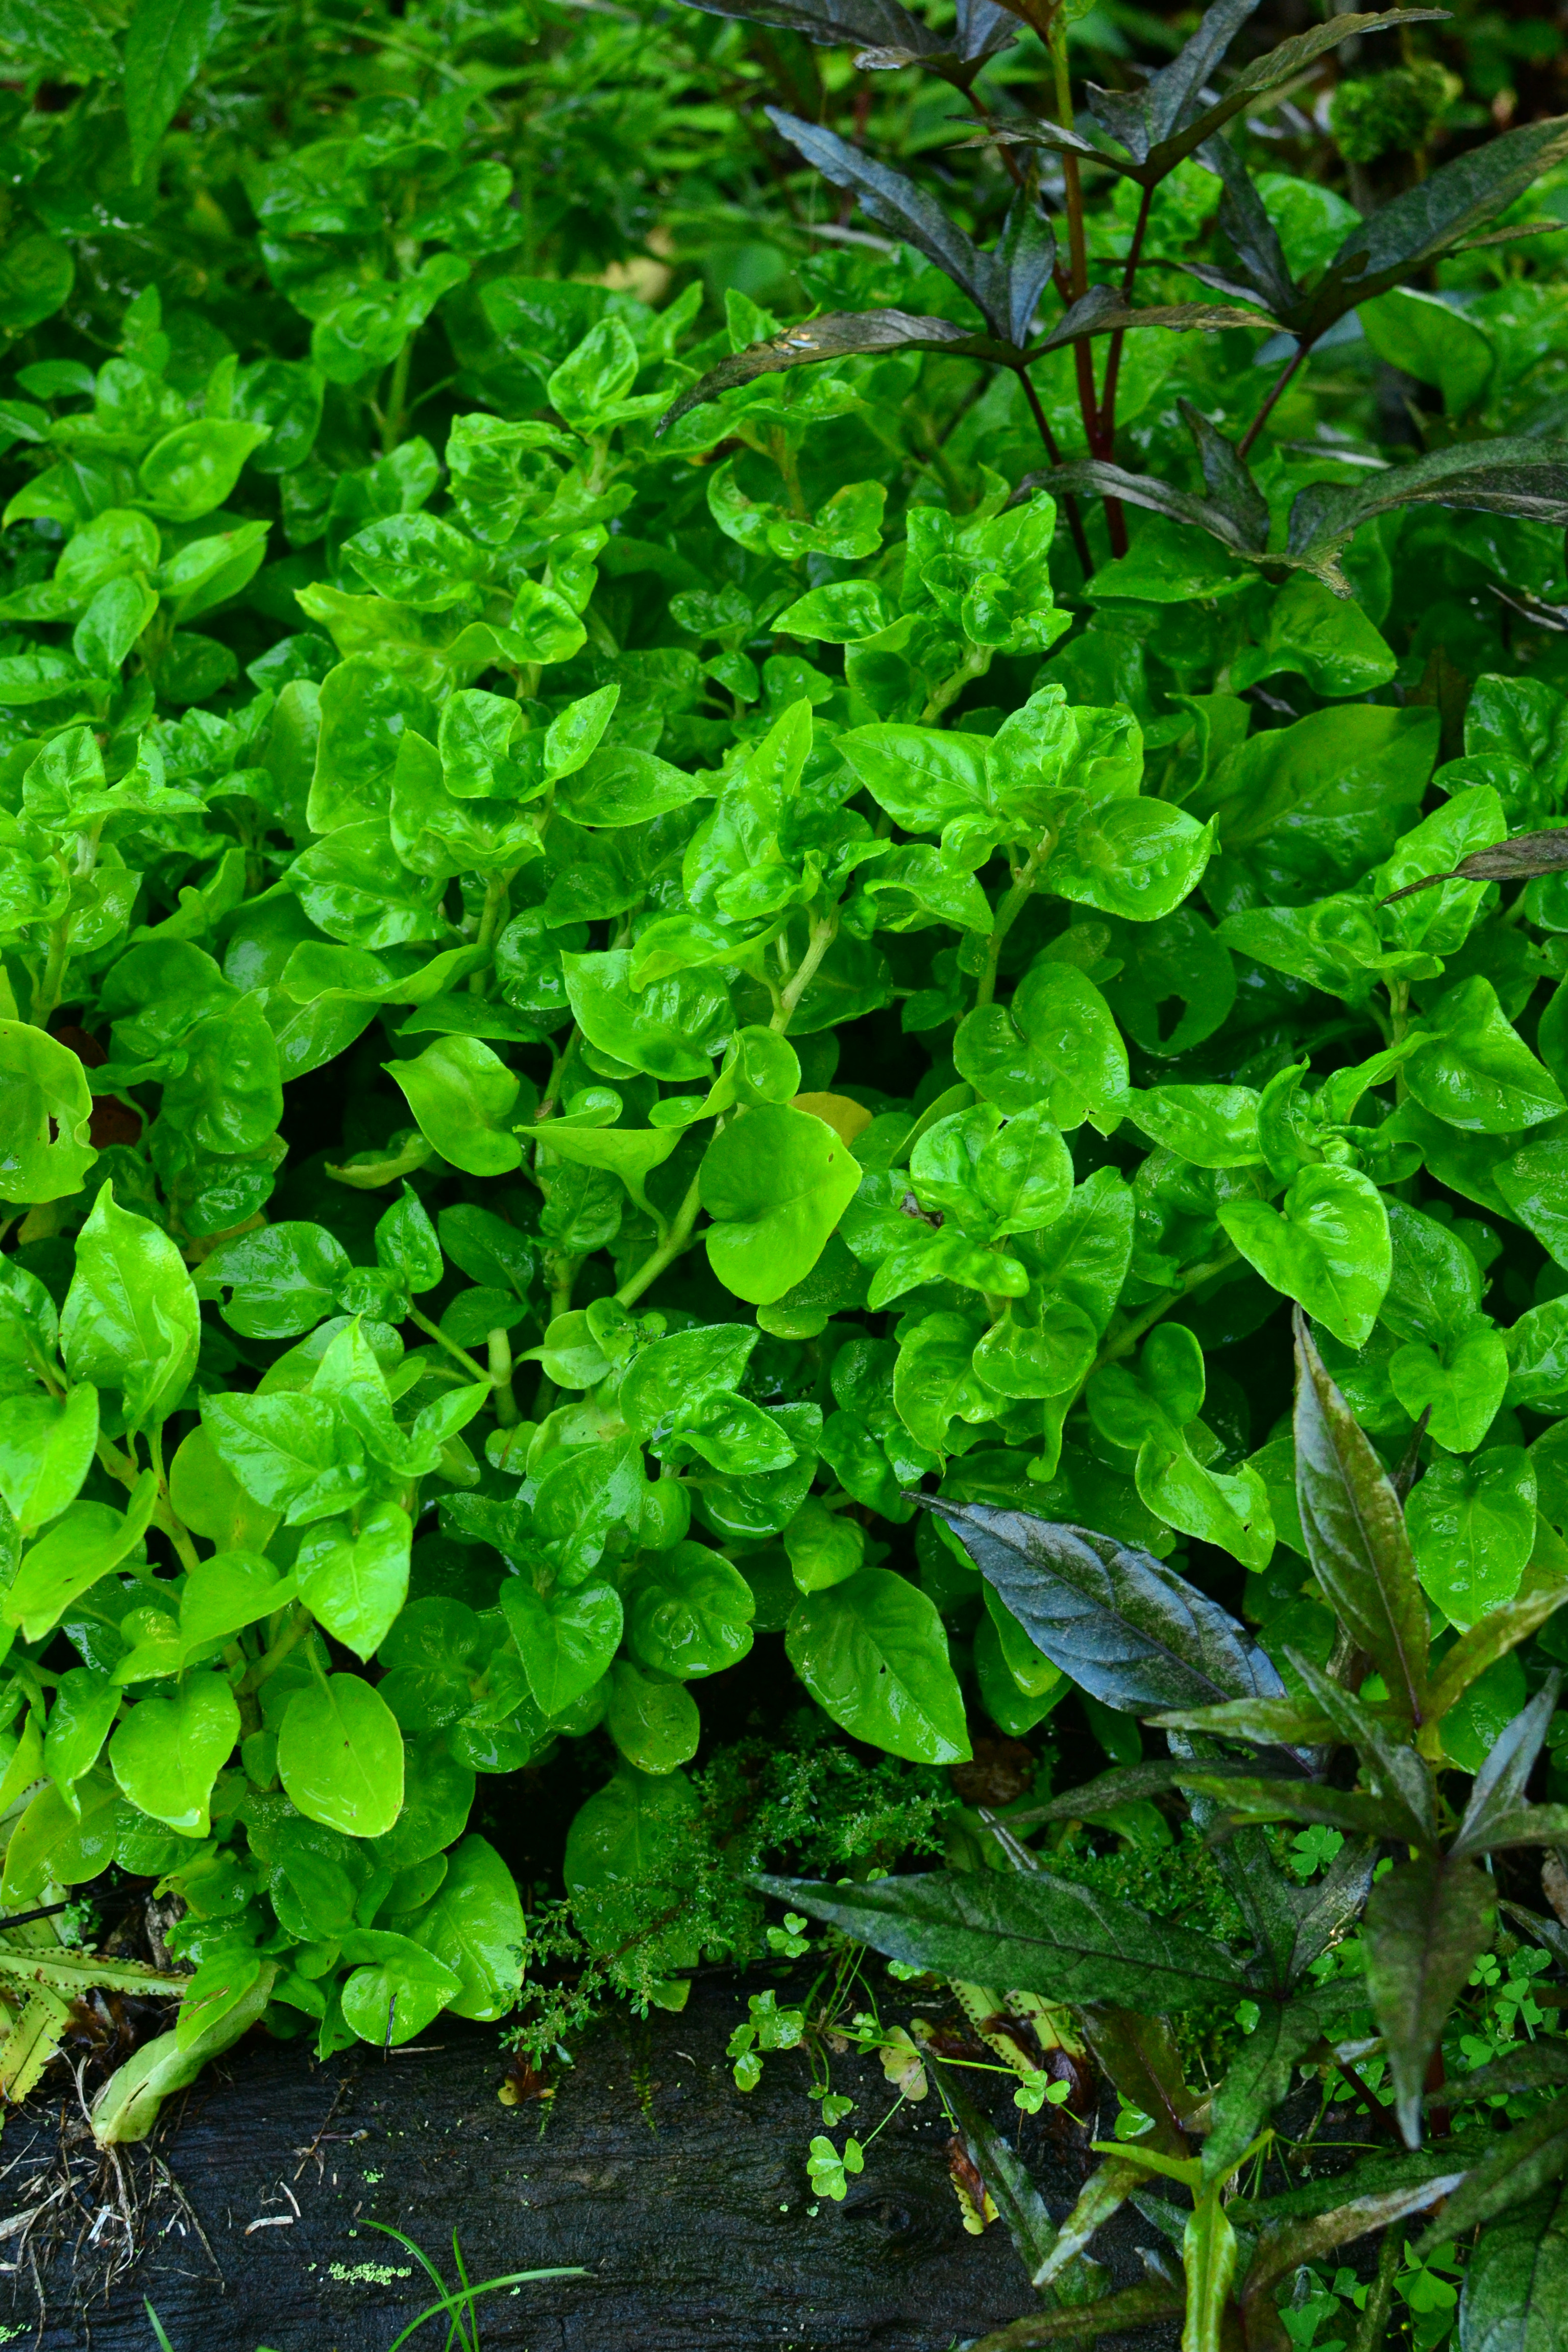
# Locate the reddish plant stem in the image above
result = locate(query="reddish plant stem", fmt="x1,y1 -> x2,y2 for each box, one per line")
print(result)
1238,336 -> 1311,459
1019,366 -> 1093,578
1094,181 -> 1152,556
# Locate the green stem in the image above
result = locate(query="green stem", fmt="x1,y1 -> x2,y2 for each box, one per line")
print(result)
408,1303 -> 493,1386
31,916 -> 71,1028
534,1027 -> 579,1123
241,1603 -> 312,1696
383,332 -> 416,457
974,839 -> 1051,1011
149,1423 -> 201,1573
920,644 -> 992,725
488,1327 -> 520,1426
1091,1248 -> 1241,1379
1349,2220 -> 1404,2352
769,427 -> 810,521
772,913 -> 839,1033
469,868 -> 516,994
616,1172 -> 703,1309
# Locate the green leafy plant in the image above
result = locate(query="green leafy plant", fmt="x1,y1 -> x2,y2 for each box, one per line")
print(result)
0,14 -> 1567,2340
767,1315 -> 1568,2347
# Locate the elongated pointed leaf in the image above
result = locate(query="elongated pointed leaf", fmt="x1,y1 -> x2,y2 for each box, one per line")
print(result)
1195,130 -> 1301,315
1237,2146 -> 1479,2228
1183,2191 -> 1239,2352
966,2280 -> 1183,2351
657,309 -> 984,434
1006,1755 -> 1266,1827
1384,823 -> 1568,902
1204,1983 -> 1363,2183
1015,461 -> 1256,554
947,2075 -> 1057,2278
1167,1730 -> 1307,1996
1364,1853 -> 1496,2148
994,187 -> 1056,349
1147,1694 -> 1335,1744
1445,2041 -> 1568,2108
1294,1311 -> 1429,1726
1030,2155 -> 1143,2288
968,117 -> 1131,174
1413,2092 -> 1568,2250
1076,2006 -> 1202,2152
1426,1554 -> 1568,1720
1454,2183 -> 1568,2352
757,1867 -> 1252,2006
1289,439 -> 1568,564
1458,1802 -> 1568,1854
767,109 -> 1006,332
1083,0 -> 1262,164
1452,1674 -> 1561,1857
1132,12 -> 1448,184
677,0 -> 938,56
1302,114 -> 1568,339
1286,1649 -> 1435,1841
917,1500 -> 1287,1714
1183,1775 -> 1407,1842
1031,289 -> 1268,357
1289,1838 -> 1379,1984
1242,2174 -> 1466,2317
1181,398 -> 1270,551
677,0 -> 1016,80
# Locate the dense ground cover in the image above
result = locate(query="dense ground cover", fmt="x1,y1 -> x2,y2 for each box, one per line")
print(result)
5,0 -> 1568,2342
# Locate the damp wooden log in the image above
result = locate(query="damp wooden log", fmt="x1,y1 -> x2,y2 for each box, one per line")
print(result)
3,1977 -> 1179,2352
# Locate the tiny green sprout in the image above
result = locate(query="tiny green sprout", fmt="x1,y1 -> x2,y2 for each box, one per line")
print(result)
1014,2074 -> 1074,2116
819,2092 -> 854,2127
767,1912 -> 811,1958
1289,1827 -> 1345,1882
727,1989 -> 805,2087
806,2134 -> 865,2202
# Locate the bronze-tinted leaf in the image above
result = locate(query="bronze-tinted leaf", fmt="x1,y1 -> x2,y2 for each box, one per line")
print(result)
1181,1775 -> 1405,1842
916,1499 -> 1286,1714
1293,1311 -> 1429,1726
1004,1755 -> 1264,1826
1013,459 -> 1258,555
1180,398 -> 1271,551
1299,114 -> 1568,341
1413,2090 -> 1568,2249
656,308 -> 984,434
1030,288 -> 1269,356
767,109 -> 1008,330
1448,2182 -> 1568,2352
1101,9 -> 1445,184
756,1866 -> 1252,2006
676,0 -> 1017,80
1364,1853 -> 1496,2147
1289,438 -> 1568,565
1382,823 -> 1568,903
1426,1554 -> 1568,1716
1451,1674 -> 1561,1858
1242,2173 -> 1466,2321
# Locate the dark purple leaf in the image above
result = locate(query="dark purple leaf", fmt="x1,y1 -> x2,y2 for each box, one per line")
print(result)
916,1498 -> 1287,1714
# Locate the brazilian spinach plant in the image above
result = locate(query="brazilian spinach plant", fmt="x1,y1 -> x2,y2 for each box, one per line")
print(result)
0,2 -> 1566,2334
